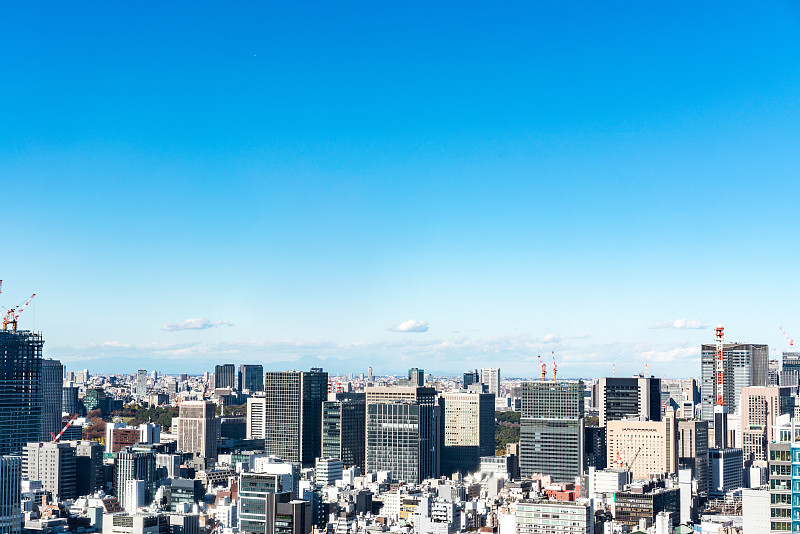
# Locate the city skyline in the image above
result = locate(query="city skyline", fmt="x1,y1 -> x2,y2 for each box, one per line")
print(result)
3,2 -> 800,375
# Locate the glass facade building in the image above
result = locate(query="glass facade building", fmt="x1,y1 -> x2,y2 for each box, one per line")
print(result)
700,343 -> 768,421
520,381 -> 585,483
215,364 -> 236,390
40,359 -> 63,441
239,364 -> 264,393
321,393 -> 365,470
366,401 -> 441,483
261,368 -> 328,466
0,330 -> 43,456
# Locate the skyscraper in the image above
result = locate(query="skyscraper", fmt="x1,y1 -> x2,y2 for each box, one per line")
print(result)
114,446 -> 156,507
238,364 -> 264,393
175,401 -> 219,460
62,384 -> 80,416
700,343 -> 768,420
135,369 -> 147,397
480,368 -> 500,396
0,330 -> 43,455
0,456 -> 21,534
40,359 -> 63,441
259,368 -> 328,466
606,411 -> 679,480
22,441 -> 77,500
215,364 -> 236,390
678,420 -> 709,496
740,385 -> 794,462
239,472 -> 310,534
321,393 -> 366,470
520,381 -> 584,483
463,370 -> 479,389
440,391 -> 495,475
598,376 -> 662,427
366,401 -> 441,483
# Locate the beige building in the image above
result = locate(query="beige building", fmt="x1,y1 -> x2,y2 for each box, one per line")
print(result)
175,400 -> 219,460
606,411 -> 678,480
740,385 -> 794,462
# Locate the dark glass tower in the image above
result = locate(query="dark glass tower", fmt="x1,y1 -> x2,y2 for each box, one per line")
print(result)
0,330 -> 43,455
214,364 -> 236,390
262,368 -> 328,466
322,393 -> 366,469
41,358 -> 63,441
238,364 -> 264,393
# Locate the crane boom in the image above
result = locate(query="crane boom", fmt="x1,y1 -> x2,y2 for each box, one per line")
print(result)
51,414 -> 79,442
2,293 -> 35,332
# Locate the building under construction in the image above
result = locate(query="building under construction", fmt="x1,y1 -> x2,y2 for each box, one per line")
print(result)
0,329 -> 43,455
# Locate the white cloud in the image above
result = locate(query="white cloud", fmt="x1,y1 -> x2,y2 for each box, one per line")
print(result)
639,347 -> 697,363
389,319 -> 429,333
100,341 -> 132,348
650,318 -> 707,330
542,333 -> 560,343
162,318 -> 234,331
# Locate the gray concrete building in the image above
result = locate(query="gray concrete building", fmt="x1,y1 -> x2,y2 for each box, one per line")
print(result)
700,343 -> 768,421
22,441 -> 77,500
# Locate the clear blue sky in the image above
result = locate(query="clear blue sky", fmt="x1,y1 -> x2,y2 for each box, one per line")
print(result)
2,2 -> 799,376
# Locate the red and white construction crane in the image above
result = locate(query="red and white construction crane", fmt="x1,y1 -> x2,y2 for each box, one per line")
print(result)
780,326 -> 794,348
715,325 -> 725,407
2,292 -> 36,332
51,414 -> 79,442
537,355 -> 546,382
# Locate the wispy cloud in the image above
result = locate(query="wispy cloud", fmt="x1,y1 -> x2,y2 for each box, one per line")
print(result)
162,318 -> 234,332
639,347 -> 698,363
389,319 -> 429,333
650,318 -> 707,330
542,333 -> 560,343
100,341 -> 132,348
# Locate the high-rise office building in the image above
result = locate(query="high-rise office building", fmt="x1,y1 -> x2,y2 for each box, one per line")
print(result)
598,376 -> 661,426
22,441 -> 77,500
259,368 -> 328,466
440,391 -> 495,475
677,420 -> 709,496
114,446 -> 156,507
0,330 -> 43,456
238,364 -> 264,393
584,426 -> 607,470
480,368 -> 500,396
740,385 -> 794,462
0,455 -> 21,534
62,385 -> 80,415
366,401 -> 441,483
708,448 -> 743,499
239,472 -> 311,534
321,393 -> 366,470
519,381 -> 584,483
768,442 -> 795,533
175,401 -> 219,460
74,440 -> 103,496
700,343 -> 768,420
463,370 -> 479,389
135,369 -> 148,397
40,359 -> 63,441
409,368 -> 424,387
365,386 -> 437,406
769,359 -> 780,386
606,411 -> 678,481
782,351 -> 800,374
215,364 -> 236,390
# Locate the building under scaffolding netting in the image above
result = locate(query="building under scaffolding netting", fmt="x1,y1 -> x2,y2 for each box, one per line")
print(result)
0,329 -> 43,455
